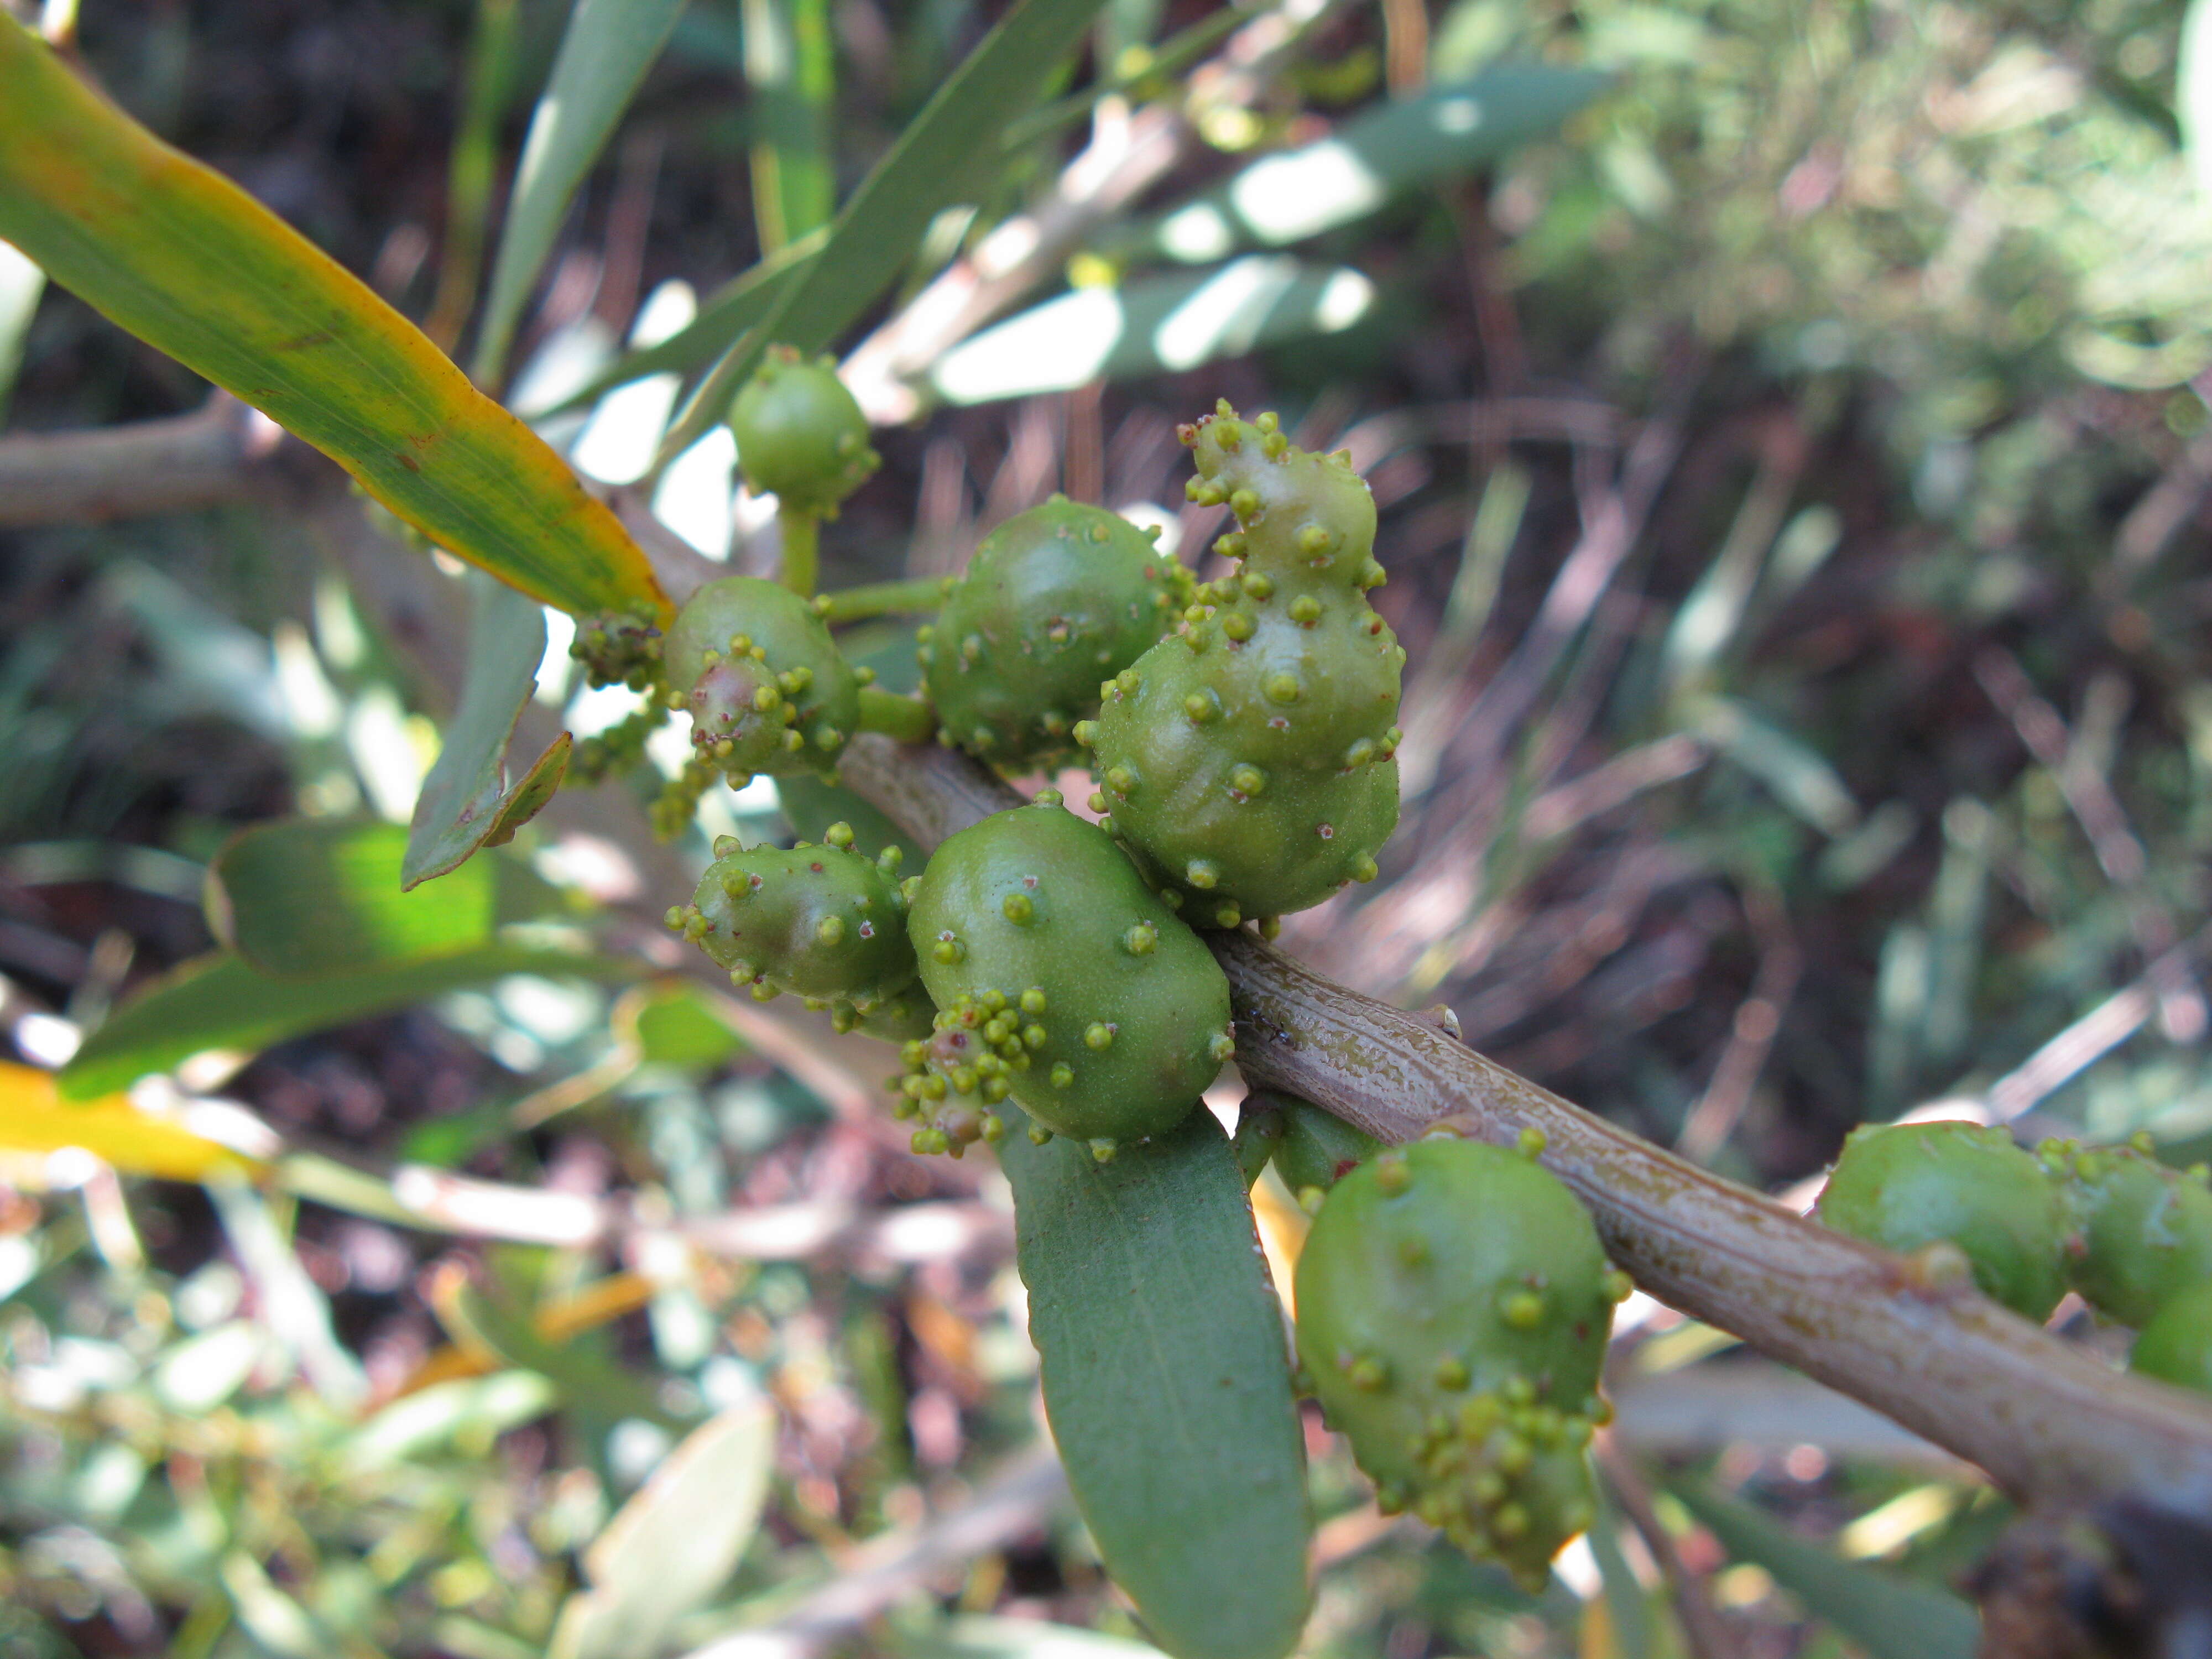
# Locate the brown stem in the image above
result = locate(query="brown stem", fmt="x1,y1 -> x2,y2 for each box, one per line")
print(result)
0,393 -> 283,525
831,734 -> 2212,1516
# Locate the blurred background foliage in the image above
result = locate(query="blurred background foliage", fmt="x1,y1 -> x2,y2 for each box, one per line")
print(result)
2,0 -> 2211,1653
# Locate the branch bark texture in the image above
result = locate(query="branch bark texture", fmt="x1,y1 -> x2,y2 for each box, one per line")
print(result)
834,734 -> 2212,1516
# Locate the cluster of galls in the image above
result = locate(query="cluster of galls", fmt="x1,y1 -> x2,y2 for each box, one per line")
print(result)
1295,1133 -> 1631,1590
1814,1123 -> 2212,1396
570,602 -> 665,692
888,989 -> 1045,1158
1081,402 -> 1405,925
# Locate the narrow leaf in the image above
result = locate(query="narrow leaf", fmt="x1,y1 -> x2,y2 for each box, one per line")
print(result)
743,0 -> 836,252
931,257 -> 1376,406
211,820 -> 498,975
474,0 -> 692,383
1671,1481 -> 1980,1659
550,1400 -> 778,1659
0,16 -> 665,619
1134,69 -> 1612,264
519,229 -> 823,418
406,573 -> 568,888
58,949 -> 641,1099
658,0 -> 1114,462
0,1060 -> 264,1181
999,1110 -> 1311,1659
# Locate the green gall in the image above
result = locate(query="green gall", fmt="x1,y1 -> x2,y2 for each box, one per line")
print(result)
728,346 -> 879,517
1815,1121 -> 2068,1319
905,802 -> 1230,1145
663,576 -> 862,780
2051,1141 -> 2212,1326
2131,1278 -> 2212,1396
1094,403 -> 1401,923
923,499 -> 1191,767
1296,1139 -> 1616,1590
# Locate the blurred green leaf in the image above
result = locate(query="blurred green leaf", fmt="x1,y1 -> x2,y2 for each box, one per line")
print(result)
626,982 -> 744,1071
344,1370 -> 561,1470
999,1109 -> 1310,1659
474,0 -> 692,383
931,257 -> 1376,405
406,573 -> 568,889
658,0 -> 1116,461
212,820 -> 496,974
0,15 -> 667,619
1128,69 -> 1611,264
744,0 -> 836,253
520,231 -> 823,419
59,948 -> 641,1099
1672,1481 -> 1980,1659
549,1399 -> 777,1659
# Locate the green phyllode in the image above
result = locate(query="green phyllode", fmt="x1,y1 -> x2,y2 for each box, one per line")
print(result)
1815,1121 -> 2069,1320
662,576 -> 862,780
669,825 -> 929,1040
1085,401 -> 1404,928
899,796 -> 1233,1159
1295,1135 -> 1626,1592
727,346 -> 880,518
922,498 -> 1192,766
2046,1139 -> 2212,1327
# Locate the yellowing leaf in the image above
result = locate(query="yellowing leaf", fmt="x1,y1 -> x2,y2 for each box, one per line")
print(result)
0,1061 -> 264,1182
0,17 -> 666,620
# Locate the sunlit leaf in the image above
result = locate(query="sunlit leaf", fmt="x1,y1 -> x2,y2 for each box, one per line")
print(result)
1133,69 -> 1611,264
58,949 -> 641,1100
931,257 -> 1376,406
211,819 -> 497,974
0,15 -> 666,618
1672,1481 -> 1980,1659
549,1399 -> 778,1659
657,0 -> 1115,461
0,1061 -> 264,1182
474,0 -> 692,383
999,1109 -> 1310,1659
406,573 -> 569,888
899,1617 -> 1172,1659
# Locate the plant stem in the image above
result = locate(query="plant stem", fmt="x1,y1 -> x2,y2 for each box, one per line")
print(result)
780,506 -> 820,596
855,685 -> 936,745
830,732 -> 2212,1516
816,575 -> 945,624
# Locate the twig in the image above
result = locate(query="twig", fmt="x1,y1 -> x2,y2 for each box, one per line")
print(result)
0,392 -> 285,525
831,735 -> 2212,1514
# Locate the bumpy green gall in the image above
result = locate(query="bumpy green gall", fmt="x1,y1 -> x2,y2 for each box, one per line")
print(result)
2050,1141 -> 2212,1327
1815,1122 -> 2067,1319
1296,1138 -> 1618,1590
672,832 -> 927,1038
1269,1092 -> 1380,1205
662,576 -> 861,778
728,346 -> 880,516
1089,403 -> 1402,925
2131,1279 -> 2212,1396
904,800 -> 1232,1151
923,498 -> 1190,766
